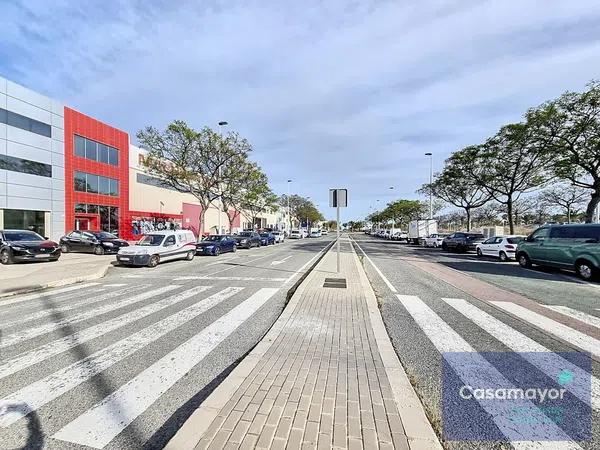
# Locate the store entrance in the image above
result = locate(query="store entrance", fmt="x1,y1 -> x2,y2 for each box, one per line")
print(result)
74,214 -> 99,232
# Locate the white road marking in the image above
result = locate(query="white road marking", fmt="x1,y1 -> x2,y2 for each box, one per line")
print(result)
491,301 -> 600,358
0,286 -> 211,380
397,295 -> 582,449
103,284 -> 127,287
542,305 -> 600,329
0,285 -> 179,348
351,237 -> 397,293
0,285 -> 147,328
0,283 -> 100,307
52,288 -> 278,449
0,287 -> 244,427
271,255 -> 293,266
174,276 -> 286,282
443,298 -> 598,410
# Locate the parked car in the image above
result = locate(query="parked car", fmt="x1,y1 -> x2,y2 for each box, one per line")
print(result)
321,229 -> 328,235
290,229 -> 302,239
391,231 -> 409,241
116,230 -> 196,267
196,234 -> 237,256
272,231 -> 285,243
441,232 -> 486,252
422,233 -> 449,248
233,231 -> 262,248
259,232 -> 276,246
516,224 -> 600,280
309,230 -> 322,238
60,230 -> 129,255
476,235 -> 525,261
0,230 -> 61,264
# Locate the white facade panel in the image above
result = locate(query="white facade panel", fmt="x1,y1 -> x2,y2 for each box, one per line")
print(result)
0,92 -> 6,109
6,125 -> 52,151
51,113 -> 64,129
52,126 -> 64,142
6,96 -> 52,124
52,188 -> 64,201
6,80 -> 52,111
51,139 -> 64,154
6,183 -> 52,200
0,76 -> 7,94
51,151 -> 64,167
52,200 -> 65,212
0,136 -> 6,154
52,166 -> 64,180
6,196 -> 52,211
52,178 -> 65,191
0,169 -> 6,183
6,171 -> 52,189
0,181 -> 5,195
51,100 -> 64,116
52,219 -> 66,240
6,140 -> 52,165
0,123 -> 6,140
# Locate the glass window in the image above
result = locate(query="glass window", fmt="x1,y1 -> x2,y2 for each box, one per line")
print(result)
0,154 -> 52,178
0,108 -> 7,123
109,178 -> 119,196
109,207 -> 119,234
3,209 -> 46,236
531,227 -> 550,241
108,147 -> 119,166
86,173 -> 99,193
74,172 -> 87,192
98,144 -> 109,164
99,206 -> 110,232
7,111 -> 30,130
75,203 -> 87,213
85,139 -> 97,161
87,204 -> 99,214
572,226 -> 600,240
98,176 -> 110,195
75,135 -> 86,157
550,227 -> 574,239
30,120 -> 51,137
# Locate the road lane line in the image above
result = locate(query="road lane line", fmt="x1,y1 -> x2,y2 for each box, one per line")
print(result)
0,285 -> 148,328
443,297 -> 598,410
0,283 -> 101,307
52,287 -> 278,449
0,285 -> 179,348
174,276 -> 286,282
271,255 -> 293,266
351,238 -> 397,293
0,286 -> 212,380
0,287 -> 244,428
541,305 -> 600,329
491,301 -> 600,358
397,295 -> 582,448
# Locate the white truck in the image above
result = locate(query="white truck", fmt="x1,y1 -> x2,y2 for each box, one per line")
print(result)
408,220 -> 438,245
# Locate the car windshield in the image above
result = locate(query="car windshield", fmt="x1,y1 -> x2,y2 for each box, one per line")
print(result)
239,232 -> 253,237
204,235 -> 225,241
90,231 -> 117,239
137,234 -> 164,246
260,233 -> 269,237
3,231 -> 45,242
466,234 -> 485,239
507,237 -> 524,244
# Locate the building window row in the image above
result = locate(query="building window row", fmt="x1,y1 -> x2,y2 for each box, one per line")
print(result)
74,171 -> 119,196
74,135 -> 119,166
136,173 -> 179,191
0,108 -> 52,138
74,203 -> 119,234
0,154 -> 52,178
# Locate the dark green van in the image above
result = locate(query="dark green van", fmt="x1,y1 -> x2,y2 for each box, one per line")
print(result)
516,224 -> 600,280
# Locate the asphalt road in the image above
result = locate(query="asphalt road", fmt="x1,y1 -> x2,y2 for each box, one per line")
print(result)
351,233 -> 599,450
0,236 -> 333,450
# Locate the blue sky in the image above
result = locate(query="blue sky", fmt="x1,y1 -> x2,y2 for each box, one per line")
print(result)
2,0 -> 600,220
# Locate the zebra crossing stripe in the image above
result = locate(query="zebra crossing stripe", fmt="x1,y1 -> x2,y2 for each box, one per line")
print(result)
541,305 -> 600,329
52,287 -> 278,449
0,287 -> 243,428
0,285 -> 179,348
491,301 -> 600,358
0,283 -> 101,307
397,295 -> 582,448
442,298 -> 598,411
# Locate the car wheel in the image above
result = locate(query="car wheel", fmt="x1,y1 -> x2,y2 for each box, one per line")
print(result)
575,260 -> 597,281
499,251 -> 508,262
148,255 -> 160,268
50,257 -> 60,262
1,249 -> 14,265
94,245 -> 105,256
186,250 -> 195,261
213,247 -> 220,256
476,248 -> 483,257
60,243 -> 70,253
432,242 -> 437,248
518,253 -> 532,269
441,243 -> 448,251
232,245 -> 237,253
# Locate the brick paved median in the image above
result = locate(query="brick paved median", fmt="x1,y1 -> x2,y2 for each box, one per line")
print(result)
168,237 -> 440,450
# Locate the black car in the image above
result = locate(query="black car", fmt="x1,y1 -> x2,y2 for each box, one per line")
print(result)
441,232 -> 486,252
60,230 -> 129,255
196,235 -> 237,256
0,230 -> 61,264
233,231 -> 262,249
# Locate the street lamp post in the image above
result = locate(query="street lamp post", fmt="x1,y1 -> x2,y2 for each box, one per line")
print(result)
287,180 -> 292,235
217,121 -> 228,234
425,152 -> 433,219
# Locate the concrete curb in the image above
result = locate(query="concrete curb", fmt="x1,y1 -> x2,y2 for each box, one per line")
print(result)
351,247 -> 443,450
0,264 -> 111,299
164,241 -> 333,450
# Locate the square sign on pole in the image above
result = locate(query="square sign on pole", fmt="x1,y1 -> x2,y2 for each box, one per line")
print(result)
329,189 -> 348,273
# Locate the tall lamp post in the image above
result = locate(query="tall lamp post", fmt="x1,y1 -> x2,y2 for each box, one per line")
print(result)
287,179 -> 292,234
217,121 -> 228,234
425,152 -> 433,219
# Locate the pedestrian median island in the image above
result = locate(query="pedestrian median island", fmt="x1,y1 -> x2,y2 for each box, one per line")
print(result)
0,253 -> 113,299
166,236 -> 441,450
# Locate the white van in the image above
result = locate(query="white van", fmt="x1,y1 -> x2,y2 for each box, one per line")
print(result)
117,230 -> 197,267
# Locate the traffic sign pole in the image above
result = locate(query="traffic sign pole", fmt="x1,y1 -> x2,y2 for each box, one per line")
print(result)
336,202 -> 340,273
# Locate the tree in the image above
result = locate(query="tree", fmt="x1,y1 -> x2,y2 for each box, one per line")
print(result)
296,202 -> 324,228
527,80 -> 600,222
243,183 -> 279,228
382,199 -> 427,228
451,123 -> 552,233
539,184 -> 588,223
419,158 -> 492,231
279,194 -> 323,226
138,121 -> 251,234
471,203 -> 501,227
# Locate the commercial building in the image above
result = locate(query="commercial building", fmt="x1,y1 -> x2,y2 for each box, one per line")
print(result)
1,76 -> 287,241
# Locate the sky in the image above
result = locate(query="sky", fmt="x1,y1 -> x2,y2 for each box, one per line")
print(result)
2,0 -> 600,220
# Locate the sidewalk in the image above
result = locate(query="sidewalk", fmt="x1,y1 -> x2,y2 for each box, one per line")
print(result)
167,237 -> 441,450
0,253 -> 113,298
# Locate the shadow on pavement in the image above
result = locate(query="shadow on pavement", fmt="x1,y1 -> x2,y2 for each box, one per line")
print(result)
0,402 -> 44,450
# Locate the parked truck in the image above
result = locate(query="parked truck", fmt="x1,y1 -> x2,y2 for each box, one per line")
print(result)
408,220 -> 438,245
